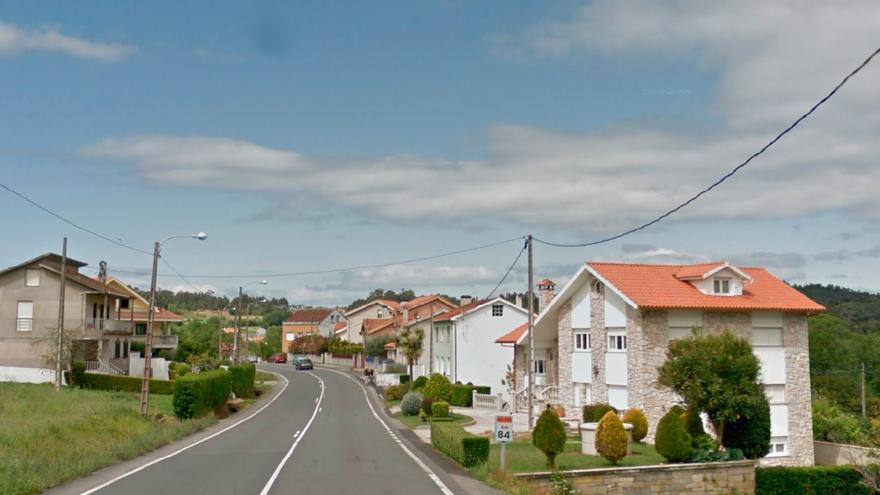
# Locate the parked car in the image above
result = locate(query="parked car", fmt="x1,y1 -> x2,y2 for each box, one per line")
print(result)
268,353 -> 287,364
247,355 -> 260,364
293,357 -> 313,370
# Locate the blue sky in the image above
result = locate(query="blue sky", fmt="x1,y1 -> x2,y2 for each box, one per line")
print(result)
1,1 -> 879,304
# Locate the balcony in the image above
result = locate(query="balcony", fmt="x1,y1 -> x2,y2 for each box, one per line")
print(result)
84,318 -> 133,335
131,333 -> 179,349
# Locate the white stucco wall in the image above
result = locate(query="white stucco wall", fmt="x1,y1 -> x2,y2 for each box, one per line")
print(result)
604,290 -> 627,328
0,365 -> 60,384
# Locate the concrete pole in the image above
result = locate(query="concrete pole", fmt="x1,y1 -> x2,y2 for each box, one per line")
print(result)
54,238 -> 67,391
139,241 -> 160,416
527,235 -> 535,429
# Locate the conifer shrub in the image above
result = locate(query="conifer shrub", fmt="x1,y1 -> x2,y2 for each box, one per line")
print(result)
722,392 -> 772,459
532,407 -> 567,469
423,373 -> 453,402
682,407 -> 706,443
583,403 -> 618,422
401,391 -> 423,416
622,408 -> 648,443
596,410 -> 628,464
655,407 -> 693,462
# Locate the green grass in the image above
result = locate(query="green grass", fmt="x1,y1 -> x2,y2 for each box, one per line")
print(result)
392,412 -> 474,429
0,383 -> 216,495
483,439 -> 664,473
255,371 -> 276,383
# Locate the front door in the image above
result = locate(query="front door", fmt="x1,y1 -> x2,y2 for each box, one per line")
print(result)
533,348 -> 547,386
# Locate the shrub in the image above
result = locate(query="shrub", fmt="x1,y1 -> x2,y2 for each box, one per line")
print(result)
421,397 -> 435,417
596,410 -> 628,464
419,409 -> 429,422
813,395 -> 868,444
385,385 -> 401,402
413,375 -> 428,390
431,422 -> 489,467
655,407 -> 692,462
756,466 -> 872,495
473,385 -> 491,395
450,384 -> 474,407
432,401 -> 450,419
682,407 -> 706,443
423,373 -> 453,402
173,369 -> 231,419
69,361 -> 86,387
721,391 -> 771,459
228,363 -> 256,399
622,408 -> 648,443
399,374 -> 410,385
64,371 -> 175,395
689,434 -> 744,462
532,407 -> 567,469
401,391 -> 423,416
168,362 -> 190,381
583,403 -> 618,423
385,362 -> 407,374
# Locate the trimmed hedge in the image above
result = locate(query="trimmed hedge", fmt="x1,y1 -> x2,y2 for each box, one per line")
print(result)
583,403 -> 618,422
413,375 -> 428,390
432,401 -> 450,418
399,374 -> 410,384
622,408 -> 648,443
450,384 -> 473,407
431,422 -> 489,467
173,369 -> 231,419
596,410 -> 628,464
228,363 -> 256,399
655,407 -> 692,462
756,466 -> 872,495
70,362 -> 86,387
474,385 -> 491,395
65,368 -> 174,395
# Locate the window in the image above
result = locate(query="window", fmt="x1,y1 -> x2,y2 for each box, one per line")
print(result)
765,385 -> 785,404
533,359 -> 546,375
713,278 -> 731,294
574,331 -> 591,351
120,298 -> 130,309
608,334 -> 627,352
114,339 -> 121,359
16,301 -> 34,331
25,269 -> 40,287
768,437 -> 788,457
123,339 -> 129,358
135,323 -> 147,335
491,304 -> 504,317
377,309 -> 384,318
753,327 -> 783,347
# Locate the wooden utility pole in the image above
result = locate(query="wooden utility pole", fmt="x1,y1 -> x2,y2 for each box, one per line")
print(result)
862,362 -> 867,418
233,286 -> 243,364
527,235 -> 535,429
139,241 -> 160,416
54,238 -> 67,391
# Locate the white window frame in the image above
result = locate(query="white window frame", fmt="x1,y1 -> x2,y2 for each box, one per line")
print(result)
16,301 -> 34,331
491,304 -> 504,317
607,331 -> 627,352
574,330 -> 591,351
767,437 -> 788,457
753,327 -> 783,347
714,278 -> 731,294
533,358 -> 546,375
25,269 -> 40,287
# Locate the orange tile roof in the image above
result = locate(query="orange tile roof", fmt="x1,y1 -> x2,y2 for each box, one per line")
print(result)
587,262 -> 824,312
384,341 -> 396,349
363,318 -> 396,335
377,299 -> 402,311
538,278 -> 556,286
286,308 -> 333,323
496,322 -> 528,344
334,321 -> 347,331
118,308 -> 184,322
672,262 -> 728,280
434,300 -> 485,322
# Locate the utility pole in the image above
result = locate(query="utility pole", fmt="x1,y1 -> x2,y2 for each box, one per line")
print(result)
54,238 -> 67,391
862,362 -> 867,418
139,241 -> 160,416
233,286 -> 243,364
429,300 -> 435,374
527,235 -> 535,430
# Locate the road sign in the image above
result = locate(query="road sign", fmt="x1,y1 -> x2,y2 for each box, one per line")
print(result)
494,415 -> 513,443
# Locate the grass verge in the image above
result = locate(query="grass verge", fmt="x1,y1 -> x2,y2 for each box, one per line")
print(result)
392,412 -> 474,429
0,383 -> 216,495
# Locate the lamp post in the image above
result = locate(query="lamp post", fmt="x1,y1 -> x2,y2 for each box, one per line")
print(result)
244,296 -> 267,362
139,232 -> 207,416
234,280 -> 268,364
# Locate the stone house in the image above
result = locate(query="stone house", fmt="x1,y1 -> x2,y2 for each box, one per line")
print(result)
497,261 -> 824,466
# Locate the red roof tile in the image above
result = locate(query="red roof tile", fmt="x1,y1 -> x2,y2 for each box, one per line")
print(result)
334,321 -> 347,331
285,308 -> 333,323
434,300 -> 485,322
673,262 -> 729,280
496,322 -> 528,344
118,308 -> 184,322
588,262 -> 824,312
538,278 -> 556,287
363,318 -> 395,335
384,341 -> 396,349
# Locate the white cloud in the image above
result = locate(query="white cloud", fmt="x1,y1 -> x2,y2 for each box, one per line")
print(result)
85,2 -> 880,233
0,20 -> 135,61
324,265 -> 500,292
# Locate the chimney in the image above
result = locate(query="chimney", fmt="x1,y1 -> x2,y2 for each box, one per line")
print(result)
401,301 -> 410,323
515,293 -> 523,308
460,295 -> 473,306
537,279 -> 556,312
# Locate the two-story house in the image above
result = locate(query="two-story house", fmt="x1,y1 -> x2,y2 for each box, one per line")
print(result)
344,300 -> 402,344
102,276 -> 184,351
0,253 -> 133,383
281,308 -> 344,353
497,261 -> 824,466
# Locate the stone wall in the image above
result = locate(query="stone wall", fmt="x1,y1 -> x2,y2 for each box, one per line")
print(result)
630,309 -> 677,443
519,460 -> 756,495
773,312 -> 813,466
590,278 -> 608,403
702,311 -> 751,339
557,300 -> 574,410
814,440 -> 880,466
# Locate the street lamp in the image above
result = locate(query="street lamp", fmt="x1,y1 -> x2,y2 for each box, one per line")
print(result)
139,232 -> 207,416
234,279 -> 268,364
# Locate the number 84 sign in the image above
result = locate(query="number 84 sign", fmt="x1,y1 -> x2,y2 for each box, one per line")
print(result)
494,415 -> 513,443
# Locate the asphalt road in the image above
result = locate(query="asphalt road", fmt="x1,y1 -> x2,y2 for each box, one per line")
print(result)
53,365 -> 463,495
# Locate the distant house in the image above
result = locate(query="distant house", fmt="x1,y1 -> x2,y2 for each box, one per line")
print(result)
499,261 -> 824,466
0,253 -> 133,383
355,295 -> 458,348
344,300 -> 402,344
101,276 -> 184,351
281,308 -> 344,353
333,320 -> 347,338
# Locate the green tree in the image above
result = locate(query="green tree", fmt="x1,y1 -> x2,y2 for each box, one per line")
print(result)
365,335 -> 393,358
396,326 -> 424,380
658,331 -> 768,447
532,407 -> 567,469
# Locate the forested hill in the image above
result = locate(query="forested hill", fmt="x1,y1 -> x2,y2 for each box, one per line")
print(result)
796,283 -> 880,332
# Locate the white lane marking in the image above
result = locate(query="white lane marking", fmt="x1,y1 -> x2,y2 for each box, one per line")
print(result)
293,430 -> 301,438
259,372 -> 325,495
321,368 -> 455,495
80,369 -> 291,495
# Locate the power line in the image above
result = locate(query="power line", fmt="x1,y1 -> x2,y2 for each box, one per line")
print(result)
485,238 -> 528,300
535,46 -> 880,249
0,182 -> 153,256
160,256 -> 204,293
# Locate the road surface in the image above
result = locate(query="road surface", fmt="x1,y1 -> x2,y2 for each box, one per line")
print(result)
53,365 -> 463,495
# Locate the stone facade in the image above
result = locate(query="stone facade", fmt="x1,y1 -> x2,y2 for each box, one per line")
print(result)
557,300 -> 574,409
775,312 -> 814,466
520,460 -> 756,495
629,309 -> 677,443
589,280 -> 608,404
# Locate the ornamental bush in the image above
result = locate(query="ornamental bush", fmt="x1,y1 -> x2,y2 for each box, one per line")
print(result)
622,408 -> 648,443
583,403 -> 618,423
401,391 -> 423,416
421,397 -> 435,417
722,391 -> 771,459
385,385 -> 401,401
69,361 -> 86,387
173,369 -> 231,419
413,375 -> 428,390
532,407 -> 567,469
432,401 -> 450,419
596,410 -> 628,464
682,407 -> 706,443
423,373 -> 453,402
655,407 -> 692,462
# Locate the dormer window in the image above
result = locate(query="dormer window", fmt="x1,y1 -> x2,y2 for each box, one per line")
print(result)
714,279 -> 731,294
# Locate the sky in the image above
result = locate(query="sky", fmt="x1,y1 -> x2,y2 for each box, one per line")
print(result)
1,1 -> 879,305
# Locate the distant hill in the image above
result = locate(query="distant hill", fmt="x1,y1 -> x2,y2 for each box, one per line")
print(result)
795,284 -> 880,332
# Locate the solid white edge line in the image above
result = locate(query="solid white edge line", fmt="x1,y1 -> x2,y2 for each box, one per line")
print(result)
258,371 -> 325,495
321,368 -> 455,495
80,369 -> 291,495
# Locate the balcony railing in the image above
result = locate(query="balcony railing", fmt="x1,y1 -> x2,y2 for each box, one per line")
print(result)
16,318 -> 33,332
84,318 -> 133,334
131,333 -> 179,348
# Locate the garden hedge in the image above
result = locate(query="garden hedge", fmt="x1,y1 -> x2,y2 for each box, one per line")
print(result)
583,403 -> 618,422
413,375 -> 428,390
432,401 -> 450,418
228,363 -> 256,399
450,384 -> 474,407
431,422 -> 489,467
756,466 -> 872,495
66,367 -> 174,395
173,369 -> 231,419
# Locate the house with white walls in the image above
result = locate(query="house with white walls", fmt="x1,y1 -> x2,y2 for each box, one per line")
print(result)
431,297 -> 529,403
496,262 -> 824,466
